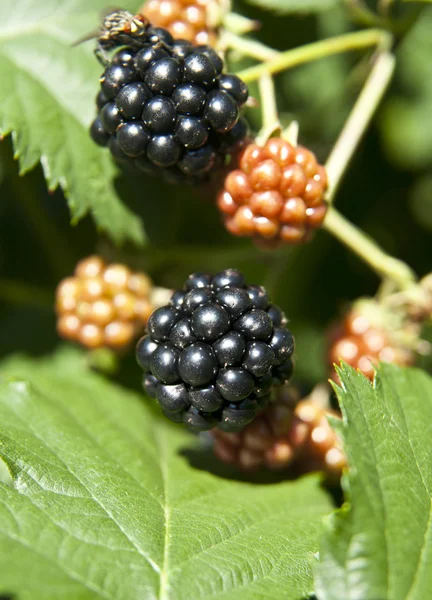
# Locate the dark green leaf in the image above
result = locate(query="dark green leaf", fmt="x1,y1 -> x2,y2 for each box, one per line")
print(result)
315,364 -> 432,600
0,348 -> 332,600
0,0 -> 145,245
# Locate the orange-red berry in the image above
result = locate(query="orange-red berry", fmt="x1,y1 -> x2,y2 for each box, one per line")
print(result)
211,388 -> 346,477
217,139 -> 328,247
328,310 -> 415,382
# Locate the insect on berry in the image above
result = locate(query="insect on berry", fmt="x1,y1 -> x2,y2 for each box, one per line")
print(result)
73,10 -> 152,66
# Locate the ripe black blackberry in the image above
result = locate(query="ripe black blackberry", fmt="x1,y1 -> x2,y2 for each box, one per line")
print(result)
90,31 -> 249,182
136,269 -> 295,432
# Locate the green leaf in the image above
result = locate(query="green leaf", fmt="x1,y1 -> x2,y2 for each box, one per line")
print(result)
315,364 -> 432,600
0,0 -> 145,245
243,0 -> 340,15
0,348 -> 332,600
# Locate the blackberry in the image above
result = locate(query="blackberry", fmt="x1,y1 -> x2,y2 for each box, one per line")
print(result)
218,138 -> 328,247
136,269 -> 295,432
90,27 -> 249,181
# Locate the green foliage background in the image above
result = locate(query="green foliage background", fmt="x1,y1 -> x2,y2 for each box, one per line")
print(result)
0,0 -> 431,598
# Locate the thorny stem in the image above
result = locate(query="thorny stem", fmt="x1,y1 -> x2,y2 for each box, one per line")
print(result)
323,208 -> 417,290
325,51 -> 396,202
256,72 -> 281,145
236,29 -> 393,83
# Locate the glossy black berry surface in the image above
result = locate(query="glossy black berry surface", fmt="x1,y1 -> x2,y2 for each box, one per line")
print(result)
91,33 -> 250,180
172,84 -> 206,115
204,90 -> 239,133
90,117 -> 109,146
144,57 -> 182,95
100,102 -> 123,134
116,82 -> 151,119
137,270 -> 295,432
217,75 -> 249,105
117,122 -> 150,157
183,53 -> 217,88
147,134 -> 181,167
175,116 -> 209,149
100,65 -> 135,99
143,96 -> 177,133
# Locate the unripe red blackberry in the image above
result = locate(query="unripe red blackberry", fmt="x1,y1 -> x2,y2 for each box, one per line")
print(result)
56,256 -> 155,351
212,386 -> 346,477
328,308 -> 415,382
139,0 -> 220,48
136,269 -> 295,432
90,30 -> 249,182
217,138 -> 328,247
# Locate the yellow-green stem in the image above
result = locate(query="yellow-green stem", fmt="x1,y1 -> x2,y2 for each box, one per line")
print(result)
256,72 -> 280,145
324,207 -> 416,289
325,51 -> 396,202
222,31 -> 279,61
237,29 -> 392,83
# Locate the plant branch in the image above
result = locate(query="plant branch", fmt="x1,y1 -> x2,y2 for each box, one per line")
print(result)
222,31 -> 279,61
256,73 -> 280,145
323,207 -> 416,289
237,29 -> 392,83
325,51 -> 396,203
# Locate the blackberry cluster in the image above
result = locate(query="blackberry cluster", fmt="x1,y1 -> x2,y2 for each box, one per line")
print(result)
90,29 -> 249,182
217,138 -> 328,247
136,269 -> 295,432
140,0 -> 219,48
212,386 -> 346,477
328,309 -> 414,382
56,255 -> 154,351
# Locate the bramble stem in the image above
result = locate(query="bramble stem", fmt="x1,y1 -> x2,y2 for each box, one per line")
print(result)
222,31 -> 279,61
0,279 -> 53,307
325,51 -> 395,202
256,73 -> 280,145
237,29 -> 392,83
324,208 -> 416,289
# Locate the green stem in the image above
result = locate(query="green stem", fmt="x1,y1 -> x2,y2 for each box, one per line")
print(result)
256,73 -> 280,144
0,279 -> 53,308
323,207 -> 416,289
237,29 -> 392,83
325,51 -> 395,202
222,31 -> 279,61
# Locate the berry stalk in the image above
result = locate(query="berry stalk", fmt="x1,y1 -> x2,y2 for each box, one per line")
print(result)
325,51 -> 395,202
324,207 -> 417,290
256,72 -> 280,145
221,31 -> 279,61
236,29 -> 392,83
